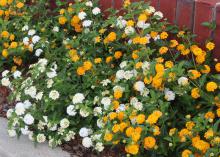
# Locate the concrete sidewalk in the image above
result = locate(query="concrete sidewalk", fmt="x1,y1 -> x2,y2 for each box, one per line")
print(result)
0,118 -> 70,157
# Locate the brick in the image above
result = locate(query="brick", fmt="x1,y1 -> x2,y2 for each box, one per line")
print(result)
213,3 -> 220,61
159,0 -> 177,23
99,0 -> 113,17
176,0 -> 195,30
114,0 -> 123,9
193,0 -> 216,45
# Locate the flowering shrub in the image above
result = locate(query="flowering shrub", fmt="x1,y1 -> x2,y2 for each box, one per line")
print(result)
1,0 -> 220,156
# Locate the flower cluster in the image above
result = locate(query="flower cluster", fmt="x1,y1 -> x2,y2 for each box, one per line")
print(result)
1,0 -> 220,156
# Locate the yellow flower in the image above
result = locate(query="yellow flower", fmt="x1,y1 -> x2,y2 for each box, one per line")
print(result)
144,76 -> 152,84
159,46 -> 168,54
177,44 -> 185,51
170,40 -> 178,48
0,0 -> 7,7
117,112 -> 124,121
58,16 -> 67,25
135,62 -> 143,69
94,58 -> 102,64
160,32 -> 168,39
114,51 -> 122,59
191,88 -> 200,99
83,61 -> 92,71
138,13 -> 148,22
169,128 -> 176,136
204,111 -> 215,120
127,20 -> 134,26
192,136 -> 210,153
215,63 -> 220,72
146,110 -> 162,125
204,129 -> 214,139
155,63 -> 164,73
76,67 -> 85,76
94,36 -> 101,43
9,34 -> 15,41
144,136 -> 156,149
105,32 -> 116,43
9,42 -> 18,49
200,65 -> 210,74
153,125 -> 161,136
126,127 -> 134,137
136,114 -> 145,124
125,144 -> 139,155
109,112 -> 117,120
71,15 -> 80,26
106,56 -> 113,63
59,9 -> 65,14
188,70 -> 201,80
185,121 -> 195,130
182,149 -> 192,157
1,31 -> 9,38
104,133 -> 113,142
114,89 -> 123,99
112,124 -> 120,133
206,42 -> 215,51
150,31 -> 158,39
181,49 -> 190,55
13,56 -> 22,66
178,129 -> 191,142
16,2 -> 24,8
165,61 -> 174,68
206,82 -> 218,92
217,108 -> 220,117
2,49 -> 8,58
191,46 -> 203,56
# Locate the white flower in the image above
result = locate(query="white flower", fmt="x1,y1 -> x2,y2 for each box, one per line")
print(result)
49,90 -> 59,100
125,26 -> 135,35
79,108 -> 90,117
6,109 -> 13,118
2,70 -> 9,77
60,118 -> 70,129
46,69 -> 57,78
178,77 -> 189,86
95,142 -> 104,152
97,119 -> 104,128
164,89 -> 175,101
47,79 -> 54,88
78,11 -> 87,20
141,88 -> 150,97
35,49 -> 43,57
23,37 -> 29,45
119,61 -> 127,69
79,127 -> 89,137
37,134 -> 46,143
28,29 -> 36,36
133,102 -> 143,111
100,79 -> 111,86
8,129 -> 16,137
93,107 -> 102,116
72,93 -> 85,104
21,126 -> 30,135
82,20 -> 92,27
13,70 -> 21,79
134,81 -> 145,92
116,16 -> 127,29
24,100 -> 32,109
145,6 -> 155,14
1,78 -> 10,86
130,97 -> 138,105
24,114 -> 34,125
52,26 -> 59,32
154,11 -> 163,20
66,105 -> 77,116
36,92 -> 43,100
85,1 -> 93,7
101,97 -> 111,110
28,131 -> 34,141
92,7 -> 101,15
15,102 -> 25,115
24,86 -> 37,98
82,137 -> 93,148
137,21 -> 150,29
116,70 -> 125,80
38,58 -> 48,66
22,25 -> 29,31
32,35 -> 40,44
142,61 -> 150,71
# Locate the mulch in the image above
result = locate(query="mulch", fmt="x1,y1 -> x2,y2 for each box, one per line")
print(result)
0,86 -> 11,118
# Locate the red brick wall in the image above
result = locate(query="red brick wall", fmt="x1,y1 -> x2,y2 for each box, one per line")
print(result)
50,0 -> 220,60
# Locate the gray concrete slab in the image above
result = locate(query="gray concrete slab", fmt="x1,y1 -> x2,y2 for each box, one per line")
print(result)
0,118 -> 70,157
